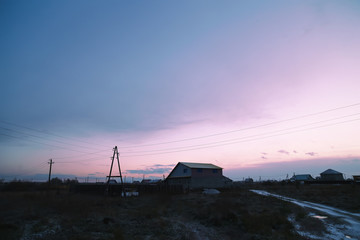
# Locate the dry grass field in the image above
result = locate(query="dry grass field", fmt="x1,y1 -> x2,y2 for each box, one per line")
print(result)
0,182 -> 358,240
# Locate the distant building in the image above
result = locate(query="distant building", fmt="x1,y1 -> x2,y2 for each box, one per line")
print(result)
353,175 -> 360,183
244,178 -> 254,184
141,179 -> 161,184
166,162 -> 232,189
290,174 -> 314,182
320,169 -> 344,181
107,179 -> 117,184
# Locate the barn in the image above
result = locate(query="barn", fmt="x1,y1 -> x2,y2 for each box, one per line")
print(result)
166,162 -> 232,189
320,169 -> 344,181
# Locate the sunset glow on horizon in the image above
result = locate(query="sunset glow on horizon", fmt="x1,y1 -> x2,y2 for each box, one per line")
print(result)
1,1 -> 359,182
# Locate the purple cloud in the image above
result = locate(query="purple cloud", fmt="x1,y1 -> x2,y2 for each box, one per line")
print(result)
306,152 -> 317,156
152,164 -> 175,167
126,164 -> 173,175
278,150 -> 290,155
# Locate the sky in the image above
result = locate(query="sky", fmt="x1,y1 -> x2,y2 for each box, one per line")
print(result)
1,0 -> 360,182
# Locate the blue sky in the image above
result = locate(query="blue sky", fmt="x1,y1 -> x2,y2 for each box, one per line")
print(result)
1,1 -> 360,181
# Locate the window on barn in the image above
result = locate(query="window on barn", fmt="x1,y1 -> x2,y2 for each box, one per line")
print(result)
213,169 -> 218,173
197,168 -> 203,173
183,169 -> 187,173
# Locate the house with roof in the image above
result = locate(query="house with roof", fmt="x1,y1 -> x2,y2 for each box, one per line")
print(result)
320,169 -> 344,181
166,162 -> 232,189
290,174 -> 314,182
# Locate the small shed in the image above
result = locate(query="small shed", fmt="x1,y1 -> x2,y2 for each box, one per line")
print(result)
320,169 -> 344,181
166,162 -> 232,189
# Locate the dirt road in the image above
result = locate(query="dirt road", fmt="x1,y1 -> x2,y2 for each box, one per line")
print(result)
250,189 -> 360,240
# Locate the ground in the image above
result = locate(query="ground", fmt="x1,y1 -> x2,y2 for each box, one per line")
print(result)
0,182 -> 359,240
254,183 -> 360,212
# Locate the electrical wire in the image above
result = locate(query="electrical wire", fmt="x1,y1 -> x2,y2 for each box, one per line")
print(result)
0,119 -> 110,148
117,102 -> 360,148
119,113 -> 360,154
120,117 -> 360,157
1,102 -> 359,151
1,102 -> 360,161
0,126 -> 109,152
3,162 -> 49,179
0,133 -> 105,154
56,156 -> 109,164
52,149 -> 111,160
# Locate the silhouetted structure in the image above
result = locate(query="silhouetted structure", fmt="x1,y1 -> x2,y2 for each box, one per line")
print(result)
141,179 -> 161,184
320,169 -> 344,181
166,162 -> 232,189
353,175 -> 360,182
290,174 -> 314,182
244,178 -> 254,183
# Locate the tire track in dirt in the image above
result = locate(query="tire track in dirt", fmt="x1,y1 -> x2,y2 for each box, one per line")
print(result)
250,189 -> 360,240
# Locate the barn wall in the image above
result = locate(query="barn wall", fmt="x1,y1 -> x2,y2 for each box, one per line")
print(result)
168,164 -> 191,178
166,177 -> 190,189
321,173 -> 344,181
191,168 -> 222,177
190,176 -> 232,189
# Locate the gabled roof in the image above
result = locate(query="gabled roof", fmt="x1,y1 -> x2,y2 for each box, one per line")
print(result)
166,162 -> 223,179
180,162 -> 222,169
321,169 -> 342,175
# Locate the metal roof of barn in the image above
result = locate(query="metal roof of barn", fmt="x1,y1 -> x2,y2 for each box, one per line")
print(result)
321,169 -> 342,175
180,162 -> 222,169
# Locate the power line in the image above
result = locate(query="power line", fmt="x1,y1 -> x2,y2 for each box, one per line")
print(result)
0,119 -> 110,148
52,150 -> 111,160
56,156 -> 108,164
22,162 -> 49,175
1,102 -> 359,152
120,117 -> 360,157
0,133 -> 105,154
119,113 -> 360,154
1,102 -> 359,161
2,162 -> 49,179
117,102 -> 360,148
0,126 -> 108,152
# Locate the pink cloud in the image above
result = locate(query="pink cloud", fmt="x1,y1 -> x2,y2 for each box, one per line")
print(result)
278,150 -> 290,155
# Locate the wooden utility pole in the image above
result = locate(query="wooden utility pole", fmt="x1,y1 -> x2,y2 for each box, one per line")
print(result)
106,146 -> 125,196
48,159 -> 54,183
